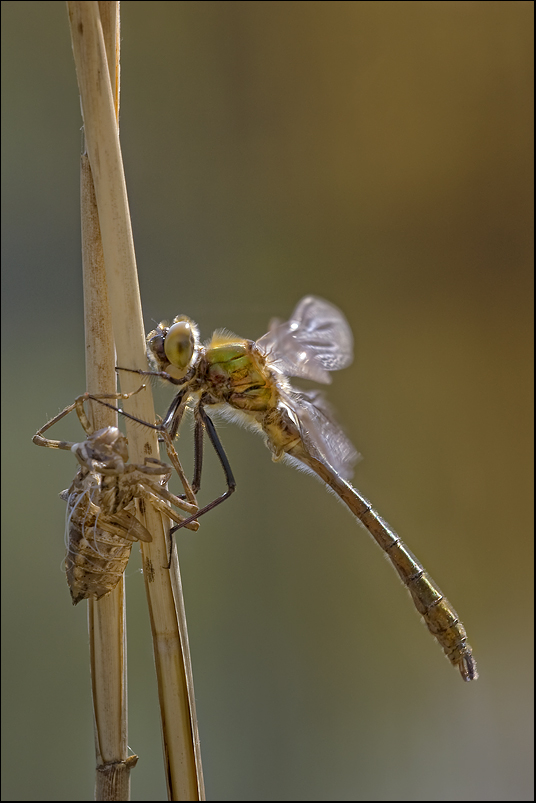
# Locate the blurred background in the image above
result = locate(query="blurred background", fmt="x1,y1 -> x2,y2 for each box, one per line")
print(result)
2,1 -> 533,800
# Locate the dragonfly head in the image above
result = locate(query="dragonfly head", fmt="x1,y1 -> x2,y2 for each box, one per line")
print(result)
147,315 -> 201,381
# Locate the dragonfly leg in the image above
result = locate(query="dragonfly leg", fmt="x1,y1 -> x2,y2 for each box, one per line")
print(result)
115,366 -> 190,440
169,403 -> 236,535
162,388 -> 189,440
116,365 -> 179,383
192,409 -> 204,493
156,428 -> 197,506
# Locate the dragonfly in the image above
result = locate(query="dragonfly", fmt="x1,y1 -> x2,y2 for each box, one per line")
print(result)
118,296 -> 477,681
33,388 -> 198,604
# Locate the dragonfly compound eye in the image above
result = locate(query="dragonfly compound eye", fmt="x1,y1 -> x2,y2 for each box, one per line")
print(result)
164,318 -> 198,377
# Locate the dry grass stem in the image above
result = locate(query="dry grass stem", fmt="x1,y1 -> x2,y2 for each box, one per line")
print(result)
79,4 -> 132,798
67,2 -> 204,798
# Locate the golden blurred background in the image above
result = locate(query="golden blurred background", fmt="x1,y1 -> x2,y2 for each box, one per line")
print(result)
2,2 -> 533,800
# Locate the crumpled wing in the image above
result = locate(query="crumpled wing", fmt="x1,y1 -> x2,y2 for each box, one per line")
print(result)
283,388 -> 359,480
257,296 -> 353,384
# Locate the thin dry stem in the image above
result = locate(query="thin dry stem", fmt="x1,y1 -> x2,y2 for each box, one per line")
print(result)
67,2 -> 204,799
78,3 -> 132,800
82,150 -> 134,797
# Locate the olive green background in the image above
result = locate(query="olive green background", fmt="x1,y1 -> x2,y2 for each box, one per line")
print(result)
2,1 -> 533,800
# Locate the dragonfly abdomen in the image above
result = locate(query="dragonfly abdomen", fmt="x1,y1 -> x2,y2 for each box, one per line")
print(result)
290,444 -> 477,681
381,536 -> 477,681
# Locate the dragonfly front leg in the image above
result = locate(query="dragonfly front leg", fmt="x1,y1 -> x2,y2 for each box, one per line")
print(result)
116,367 -> 190,442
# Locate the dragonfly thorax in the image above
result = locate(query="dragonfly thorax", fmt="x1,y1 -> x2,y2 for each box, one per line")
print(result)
202,338 -> 279,413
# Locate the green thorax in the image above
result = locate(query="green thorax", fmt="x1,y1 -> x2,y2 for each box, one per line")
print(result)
201,339 -> 278,412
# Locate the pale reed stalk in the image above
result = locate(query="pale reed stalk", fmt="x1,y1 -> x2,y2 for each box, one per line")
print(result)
67,2 -> 204,798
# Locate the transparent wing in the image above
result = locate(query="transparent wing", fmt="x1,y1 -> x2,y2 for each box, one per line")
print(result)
257,296 -> 353,384
282,389 -> 359,480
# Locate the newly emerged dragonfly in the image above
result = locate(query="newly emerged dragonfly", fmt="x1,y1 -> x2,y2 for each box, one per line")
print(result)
119,296 -> 477,681
33,389 -> 198,604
